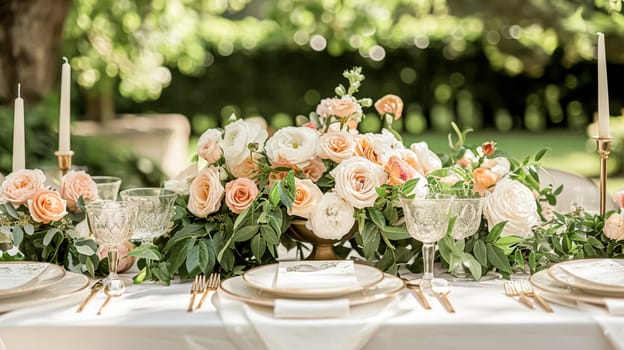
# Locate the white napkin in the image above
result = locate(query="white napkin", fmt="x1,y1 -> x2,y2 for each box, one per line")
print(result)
274,298 -> 349,319
575,301 -> 624,350
275,261 -> 359,290
605,299 -> 624,315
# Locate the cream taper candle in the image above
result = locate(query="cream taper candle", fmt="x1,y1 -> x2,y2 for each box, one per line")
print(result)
597,32 -> 610,138
59,57 -> 71,153
12,84 -> 25,172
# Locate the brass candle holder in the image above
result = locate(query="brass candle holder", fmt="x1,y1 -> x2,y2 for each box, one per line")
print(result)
593,137 -> 613,215
54,150 -> 74,177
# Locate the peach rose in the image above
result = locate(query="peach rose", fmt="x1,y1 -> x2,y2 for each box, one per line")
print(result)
27,189 -> 67,224
385,156 -> 419,186
481,141 -> 496,156
604,214 -> 624,241
188,167 -> 225,218
0,169 -> 46,207
329,97 -> 359,118
227,154 -> 261,180
302,157 -> 326,182
615,190 -> 624,208
397,149 -> 425,176
318,130 -> 354,163
472,168 -> 498,194
374,94 -> 404,120
354,135 -> 382,165
331,156 -> 387,209
61,170 -> 98,211
197,129 -> 223,164
288,178 -> 323,219
224,178 -> 259,214
98,241 -> 136,273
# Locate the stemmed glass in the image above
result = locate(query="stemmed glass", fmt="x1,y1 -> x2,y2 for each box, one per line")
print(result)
85,200 -> 137,296
400,194 -> 454,284
119,188 -> 177,265
92,176 -> 122,201
447,191 -> 486,280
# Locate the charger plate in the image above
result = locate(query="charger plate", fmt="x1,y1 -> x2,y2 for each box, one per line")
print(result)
548,260 -> 624,297
0,271 -> 90,313
242,262 -> 384,299
221,273 -> 404,307
0,262 -> 66,299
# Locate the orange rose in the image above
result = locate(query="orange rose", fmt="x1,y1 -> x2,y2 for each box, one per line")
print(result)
27,189 -> 67,224
224,178 -> 259,214
0,169 -> 46,207
288,178 -> 323,219
302,157 -> 326,182
374,94 -> 403,120
98,241 -> 136,273
385,156 -> 419,186
61,170 -> 98,211
472,168 -> 498,194
481,141 -> 496,156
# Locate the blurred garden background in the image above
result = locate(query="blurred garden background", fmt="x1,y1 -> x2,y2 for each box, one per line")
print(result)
1,0 -> 624,192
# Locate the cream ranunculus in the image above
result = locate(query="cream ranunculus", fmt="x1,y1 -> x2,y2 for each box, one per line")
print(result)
410,142 -> 442,174
604,213 -> 624,241
331,156 -> 387,209
307,192 -> 355,239
289,178 -> 323,219
483,178 -> 539,238
27,189 -> 67,224
197,129 -> 223,164
187,167 -> 225,218
0,169 -> 47,207
318,130 -> 354,163
219,119 -> 268,166
224,178 -> 259,214
61,170 -> 98,211
264,126 -> 320,168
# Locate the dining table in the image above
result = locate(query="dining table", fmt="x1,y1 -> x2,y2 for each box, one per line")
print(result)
0,272 -> 620,350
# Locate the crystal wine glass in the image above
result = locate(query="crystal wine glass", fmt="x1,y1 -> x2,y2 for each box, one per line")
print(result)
119,188 -> 177,264
86,200 -> 137,296
92,176 -> 122,201
401,194 -> 453,284
447,191 -> 485,279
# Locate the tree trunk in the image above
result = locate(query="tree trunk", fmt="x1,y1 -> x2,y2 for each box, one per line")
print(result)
0,0 -> 72,102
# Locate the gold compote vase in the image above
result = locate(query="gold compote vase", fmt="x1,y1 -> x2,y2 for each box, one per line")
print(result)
287,220 -> 356,260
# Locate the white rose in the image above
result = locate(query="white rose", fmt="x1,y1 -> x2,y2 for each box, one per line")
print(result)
72,219 -> 91,239
318,130 -> 354,163
197,129 -> 223,164
164,163 -> 198,195
482,157 -> 510,179
264,126 -> 320,168
331,156 -> 387,209
219,119 -> 268,166
307,192 -> 355,240
483,178 -> 539,238
410,142 -> 442,174
362,130 -> 404,164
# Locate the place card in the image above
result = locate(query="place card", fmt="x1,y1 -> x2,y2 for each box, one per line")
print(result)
275,260 -> 359,290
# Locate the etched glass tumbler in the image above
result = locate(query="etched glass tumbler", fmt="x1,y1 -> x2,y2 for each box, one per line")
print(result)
86,200 -> 137,296
119,188 -> 177,244
401,194 -> 453,283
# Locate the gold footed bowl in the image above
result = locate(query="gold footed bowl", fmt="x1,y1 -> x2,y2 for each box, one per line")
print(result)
287,220 -> 356,260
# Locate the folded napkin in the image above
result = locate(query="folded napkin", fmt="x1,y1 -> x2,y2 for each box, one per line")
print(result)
274,298 -> 349,319
275,260 -> 359,290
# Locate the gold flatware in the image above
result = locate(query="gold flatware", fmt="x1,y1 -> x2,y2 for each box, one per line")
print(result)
196,272 -> 220,310
96,294 -> 112,316
402,278 -> 432,310
503,281 -> 535,310
76,279 -> 103,313
518,279 -> 553,313
431,279 -> 455,313
187,274 -> 206,312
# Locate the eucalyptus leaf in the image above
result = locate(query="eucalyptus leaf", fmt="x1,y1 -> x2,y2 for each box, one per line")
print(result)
11,225 -> 23,247
486,243 -> 512,274
462,253 -> 482,280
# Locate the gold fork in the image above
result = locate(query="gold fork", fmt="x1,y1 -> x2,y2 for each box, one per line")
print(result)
196,272 -> 221,310
518,279 -> 553,313
400,278 -> 432,310
187,274 -> 206,312
503,281 -> 535,310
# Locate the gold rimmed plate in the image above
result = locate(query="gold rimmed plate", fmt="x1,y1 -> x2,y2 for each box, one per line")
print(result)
221,273 -> 404,307
547,260 -> 624,297
242,262 -> 384,299
530,269 -> 614,305
0,262 -> 66,299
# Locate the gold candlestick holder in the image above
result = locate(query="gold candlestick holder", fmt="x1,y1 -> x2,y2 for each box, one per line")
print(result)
54,150 -> 74,177
593,137 -> 614,215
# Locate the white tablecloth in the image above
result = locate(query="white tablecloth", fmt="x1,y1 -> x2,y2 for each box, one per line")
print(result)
0,278 -> 616,350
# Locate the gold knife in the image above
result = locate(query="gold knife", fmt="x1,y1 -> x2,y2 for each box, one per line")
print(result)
405,282 -> 432,310
76,280 -> 103,313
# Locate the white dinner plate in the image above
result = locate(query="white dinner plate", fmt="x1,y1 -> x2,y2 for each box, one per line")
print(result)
530,269 -> 615,305
556,259 -> 624,289
0,262 -> 66,299
548,261 -> 624,297
242,262 -> 384,299
221,273 -> 404,307
0,271 -> 90,313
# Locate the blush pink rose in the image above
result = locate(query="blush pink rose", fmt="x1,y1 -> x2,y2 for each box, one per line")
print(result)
197,129 -> 223,164
27,189 -> 67,224
188,167 -> 225,217
615,190 -> 624,208
61,170 -> 98,211
224,178 -> 259,214
0,169 -> 46,207
97,241 -> 136,273
289,178 -> 323,219
302,157 -> 326,182
318,130 -> 354,163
